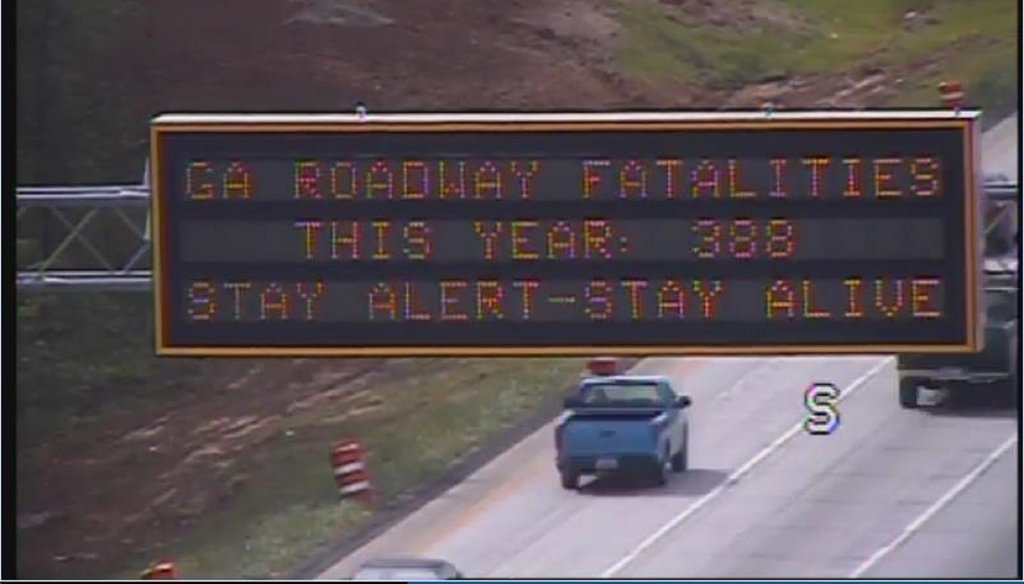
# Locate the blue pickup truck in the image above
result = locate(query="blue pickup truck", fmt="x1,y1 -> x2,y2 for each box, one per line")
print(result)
554,375 -> 692,490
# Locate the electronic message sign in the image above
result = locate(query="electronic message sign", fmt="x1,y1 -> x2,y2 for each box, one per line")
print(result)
150,111 -> 983,356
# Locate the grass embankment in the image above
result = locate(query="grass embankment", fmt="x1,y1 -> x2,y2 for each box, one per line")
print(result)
18,288 -> 586,579
614,0 -> 1018,120
112,357 -> 585,579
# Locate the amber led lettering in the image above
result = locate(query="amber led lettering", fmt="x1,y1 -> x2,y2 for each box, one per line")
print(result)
547,221 -> 576,259
331,162 -> 356,199
765,280 -> 796,318
582,160 -> 610,199
619,160 -> 647,199
767,219 -> 795,258
729,219 -> 756,259
691,160 -> 720,198
476,281 -> 505,320
842,158 -> 862,198
843,278 -> 864,318
728,160 -> 756,198
511,221 -> 539,260
223,281 -> 252,320
873,158 -> 902,197
657,280 -> 686,318
621,279 -> 648,320
474,161 -> 502,199
260,283 -> 290,320
187,161 -> 215,200
585,280 -> 613,320
657,159 -> 682,199
910,157 -> 940,197
440,280 -> 469,321
769,158 -> 788,198
295,220 -> 322,260
403,282 -> 431,321
403,221 -> 431,260
187,281 -> 217,320
402,161 -> 428,200
372,221 -> 391,260
474,221 -> 503,261
874,279 -> 906,318
911,278 -> 941,318
511,160 -> 540,200
439,161 -> 467,199
801,280 -> 831,318
223,161 -> 252,199
692,280 -> 724,319
331,221 -> 360,260
368,283 -> 398,320
366,161 -> 394,199
295,282 -> 325,320
294,161 -> 321,199
802,157 -> 830,198
583,220 -> 612,259
513,280 -> 539,320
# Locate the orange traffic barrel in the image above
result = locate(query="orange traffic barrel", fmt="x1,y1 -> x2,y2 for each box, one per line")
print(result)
140,561 -> 177,579
331,440 -> 374,503
938,80 -> 966,109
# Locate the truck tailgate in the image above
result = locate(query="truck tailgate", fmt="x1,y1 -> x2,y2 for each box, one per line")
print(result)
562,412 -> 663,456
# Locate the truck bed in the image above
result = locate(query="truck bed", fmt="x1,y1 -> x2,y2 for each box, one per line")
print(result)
559,409 -> 666,457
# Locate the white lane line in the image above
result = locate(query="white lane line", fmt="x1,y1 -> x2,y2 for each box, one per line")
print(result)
601,356 -> 893,577
848,432 -> 1019,578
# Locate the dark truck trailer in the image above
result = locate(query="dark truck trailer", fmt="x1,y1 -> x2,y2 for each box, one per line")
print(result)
896,181 -> 1022,408
897,266 -> 1019,408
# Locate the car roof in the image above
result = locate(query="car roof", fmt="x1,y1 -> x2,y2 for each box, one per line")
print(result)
358,557 -> 453,570
581,375 -> 671,385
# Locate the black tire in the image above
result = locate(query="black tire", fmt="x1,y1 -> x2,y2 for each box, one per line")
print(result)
1006,363 -> 1020,410
560,469 -> 579,490
899,378 -> 919,409
671,429 -> 689,472
652,448 -> 669,486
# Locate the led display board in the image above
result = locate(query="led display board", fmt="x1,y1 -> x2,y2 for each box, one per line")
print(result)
150,111 -> 983,356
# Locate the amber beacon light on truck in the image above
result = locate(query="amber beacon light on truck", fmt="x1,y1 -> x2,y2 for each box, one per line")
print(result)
149,110 -> 983,357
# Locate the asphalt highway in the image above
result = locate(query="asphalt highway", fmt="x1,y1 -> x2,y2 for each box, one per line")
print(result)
321,356 -> 1018,579
984,112 -> 1019,184
321,114 -> 1020,580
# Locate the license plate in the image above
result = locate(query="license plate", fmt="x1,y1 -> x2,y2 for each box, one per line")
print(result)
595,457 -> 618,470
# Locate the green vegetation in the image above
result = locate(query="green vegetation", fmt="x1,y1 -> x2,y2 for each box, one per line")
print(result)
614,0 -> 1018,103
17,294 -> 203,444
112,358 -> 584,579
615,0 -> 799,88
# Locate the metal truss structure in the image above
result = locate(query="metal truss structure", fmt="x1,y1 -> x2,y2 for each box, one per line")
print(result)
14,170 -> 1021,293
16,164 -> 153,292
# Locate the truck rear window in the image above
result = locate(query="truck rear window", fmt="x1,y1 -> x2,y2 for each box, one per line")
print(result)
580,383 -> 667,406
